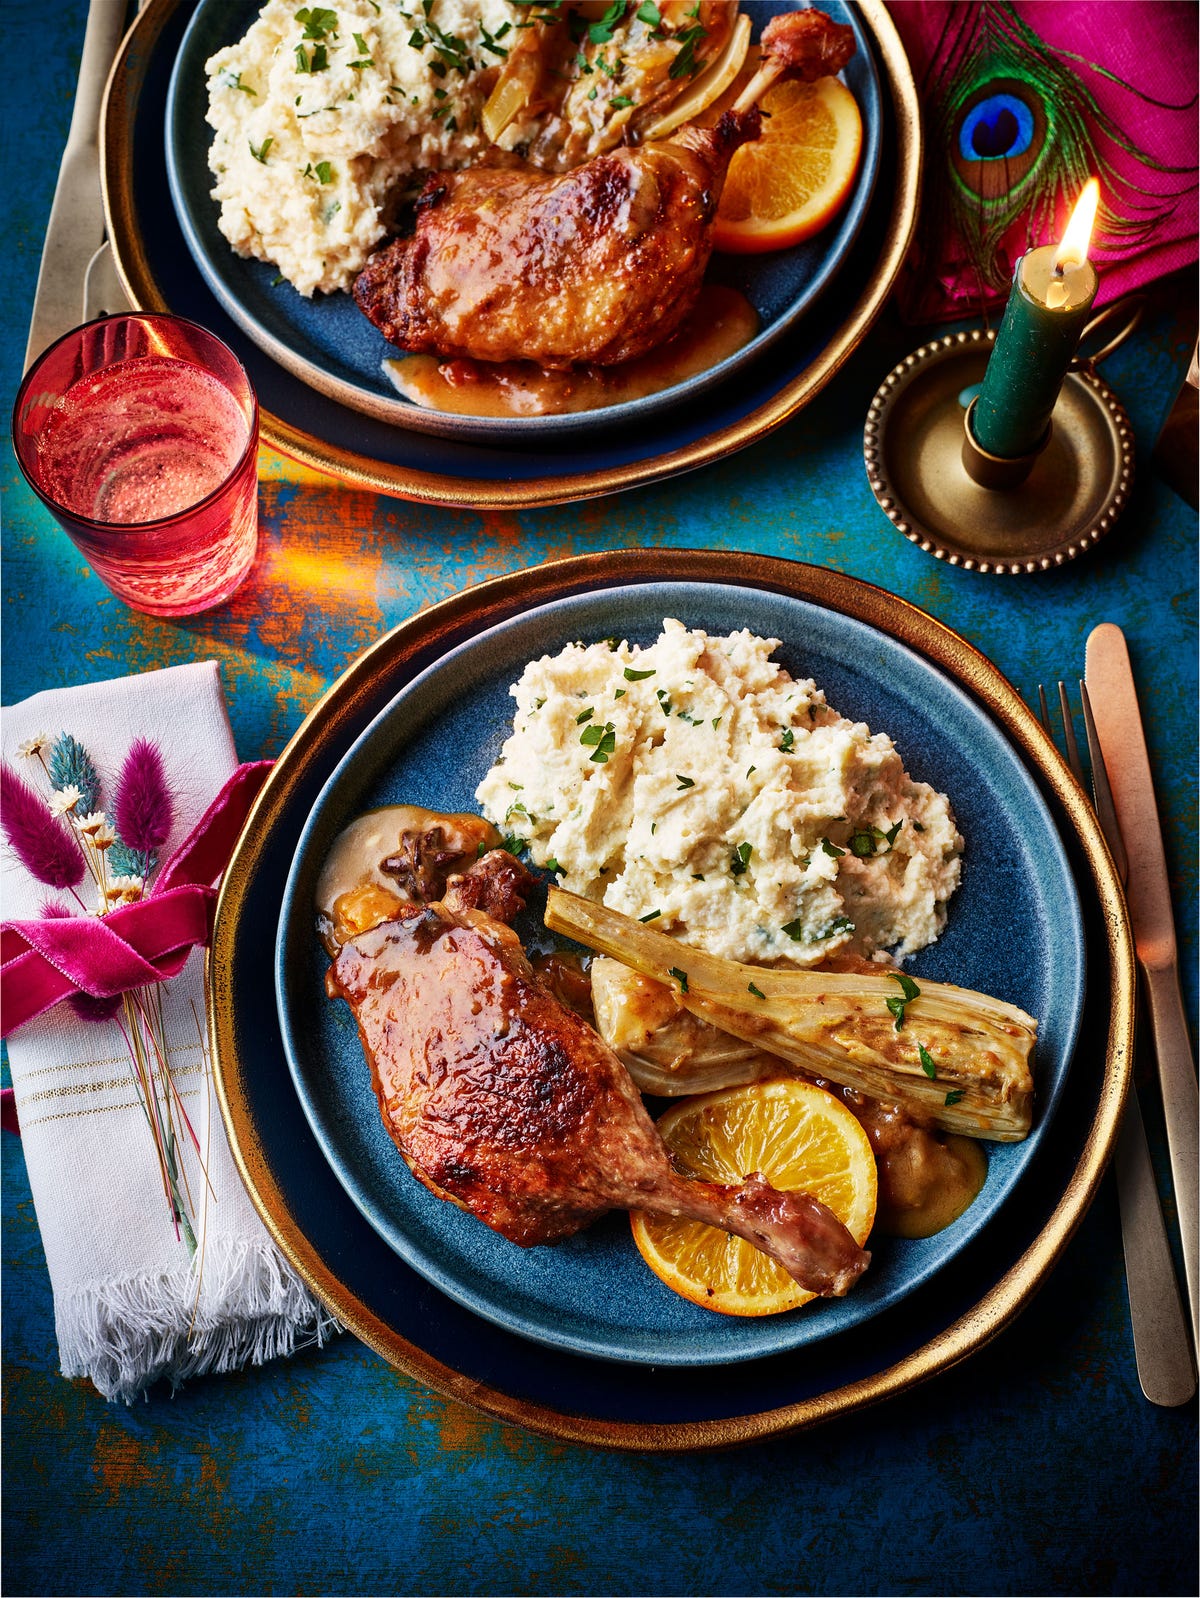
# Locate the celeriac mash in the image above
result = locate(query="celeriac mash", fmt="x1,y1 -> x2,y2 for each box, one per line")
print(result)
476,620 -> 963,968
205,0 -> 518,296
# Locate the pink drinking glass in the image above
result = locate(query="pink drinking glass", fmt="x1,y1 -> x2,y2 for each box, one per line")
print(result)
13,313 -> 260,618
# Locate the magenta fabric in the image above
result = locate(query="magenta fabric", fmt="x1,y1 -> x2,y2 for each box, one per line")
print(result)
890,0 -> 1199,322
0,760 -> 271,1038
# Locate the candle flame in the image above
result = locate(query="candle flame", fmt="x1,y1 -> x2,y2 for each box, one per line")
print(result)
1053,179 -> 1100,272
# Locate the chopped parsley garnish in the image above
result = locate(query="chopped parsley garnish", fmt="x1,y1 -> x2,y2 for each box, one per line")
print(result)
779,727 -> 794,752
580,721 -> 617,763
668,966 -> 689,994
746,765 -> 756,778
668,18 -> 708,78
912,819 -> 926,833
781,913 -> 855,945
821,837 -> 845,858
588,0 -> 626,45
944,1089 -> 965,1106
294,41 -> 329,72
638,1 -> 662,24
500,832 -> 526,857
353,31 -> 369,52
748,981 -> 765,1000
887,972 -> 921,1031
296,7 -> 338,41
544,857 -> 561,874
850,820 -> 903,858
219,68 -> 256,94
479,21 -> 510,56
610,94 -> 635,108
613,688 -> 626,698
730,842 -> 752,877
638,909 -> 661,923
271,273 -> 286,285
576,706 -> 595,724
675,774 -> 694,790
711,717 -> 721,729
623,666 -> 655,681
918,1043 -> 937,1080
248,135 -> 274,163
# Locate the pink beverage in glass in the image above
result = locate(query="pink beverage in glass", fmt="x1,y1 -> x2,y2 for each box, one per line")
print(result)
13,314 -> 259,617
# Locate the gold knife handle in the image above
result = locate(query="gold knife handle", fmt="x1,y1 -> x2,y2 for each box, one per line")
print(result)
1141,960 -> 1200,1343
1114,1091 -> 1197,1403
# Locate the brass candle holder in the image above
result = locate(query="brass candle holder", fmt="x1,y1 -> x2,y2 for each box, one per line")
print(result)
863,302 -> 1140,575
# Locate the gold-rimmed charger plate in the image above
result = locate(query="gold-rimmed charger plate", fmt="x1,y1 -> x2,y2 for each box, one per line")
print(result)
102,0 -> 920,508
208,550 -> 1134,1450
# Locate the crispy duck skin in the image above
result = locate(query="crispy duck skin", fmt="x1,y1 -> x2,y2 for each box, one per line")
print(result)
353,109 -> 760,371
327,902 -> 869,1297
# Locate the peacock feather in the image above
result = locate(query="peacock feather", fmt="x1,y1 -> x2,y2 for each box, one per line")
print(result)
913,1 -> 1198,314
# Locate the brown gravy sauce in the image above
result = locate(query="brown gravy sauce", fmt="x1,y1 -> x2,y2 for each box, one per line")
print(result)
832,1087 -> 988,1239
382,283 -> 759,418
315,803 -> 499,957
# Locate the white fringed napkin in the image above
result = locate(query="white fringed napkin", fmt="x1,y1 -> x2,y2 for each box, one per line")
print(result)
2,662 -> 337,1401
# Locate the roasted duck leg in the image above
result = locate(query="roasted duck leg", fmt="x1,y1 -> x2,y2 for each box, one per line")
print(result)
353,7 -> 856,371
326,901 -> 869,1298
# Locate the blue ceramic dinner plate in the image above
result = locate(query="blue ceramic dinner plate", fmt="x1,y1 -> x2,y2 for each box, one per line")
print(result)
275,582 -> 1085,1366
165,0 -> 881,441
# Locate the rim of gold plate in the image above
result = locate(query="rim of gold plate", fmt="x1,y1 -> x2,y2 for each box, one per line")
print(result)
207,550 -> 1135,1451
102,0 -> 922,509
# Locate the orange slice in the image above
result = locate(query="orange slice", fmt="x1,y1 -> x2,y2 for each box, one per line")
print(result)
631,1079 -> 877,1316
713,75 -> 863,254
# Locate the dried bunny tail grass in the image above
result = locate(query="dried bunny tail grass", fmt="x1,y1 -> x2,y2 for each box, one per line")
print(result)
0,762 -> 86,890
114,738 -> 174,876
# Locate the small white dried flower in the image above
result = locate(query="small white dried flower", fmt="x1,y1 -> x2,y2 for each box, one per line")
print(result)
49,785 -> 82,817
110,874 -> 144,904
17,733 -> 51,760
74,810 -> 108,837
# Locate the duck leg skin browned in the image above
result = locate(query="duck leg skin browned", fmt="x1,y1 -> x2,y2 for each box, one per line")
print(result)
353,109 -> 760,371
353,7 -> 856,371
326,903 -> 869,1298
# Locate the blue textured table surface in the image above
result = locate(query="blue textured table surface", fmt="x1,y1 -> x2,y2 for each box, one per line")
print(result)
3,5 -> 1197,1595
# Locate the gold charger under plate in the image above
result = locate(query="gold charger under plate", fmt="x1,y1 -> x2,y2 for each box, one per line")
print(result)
208,550 -> 1135,1450
102,0 -> 921,509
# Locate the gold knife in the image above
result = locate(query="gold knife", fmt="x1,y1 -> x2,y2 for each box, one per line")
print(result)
1078,683 -> 1195,1404
1086,623 -> 1199,1345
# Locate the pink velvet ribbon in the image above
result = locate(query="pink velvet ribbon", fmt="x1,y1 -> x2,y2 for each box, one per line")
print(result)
0,760 -> 272,1041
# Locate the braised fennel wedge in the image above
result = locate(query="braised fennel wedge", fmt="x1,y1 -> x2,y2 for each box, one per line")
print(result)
545,890 -> 1036,1141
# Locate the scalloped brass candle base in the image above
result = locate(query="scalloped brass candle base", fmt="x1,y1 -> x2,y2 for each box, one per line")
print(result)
864,329 -> 1134,575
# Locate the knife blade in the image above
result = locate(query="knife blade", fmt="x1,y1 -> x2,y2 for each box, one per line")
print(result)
23,0 -> 131,371
1085,622 -> 1199,1345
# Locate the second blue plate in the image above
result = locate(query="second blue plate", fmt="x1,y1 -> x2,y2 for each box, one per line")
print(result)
275,582 -> 1085,1366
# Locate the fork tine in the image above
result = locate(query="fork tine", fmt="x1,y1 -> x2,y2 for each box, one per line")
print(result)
1056,681 -> 1087,786
1037,683 -> 1052,735
1078,680 -> 1129,886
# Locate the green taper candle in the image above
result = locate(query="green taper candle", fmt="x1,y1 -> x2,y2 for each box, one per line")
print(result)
971,184 -> 1100,460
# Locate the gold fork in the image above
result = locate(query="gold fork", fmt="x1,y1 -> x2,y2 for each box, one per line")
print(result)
1038,681 -> 1195,1405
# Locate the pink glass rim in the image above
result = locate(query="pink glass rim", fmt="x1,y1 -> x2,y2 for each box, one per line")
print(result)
12,311 -> 260,534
